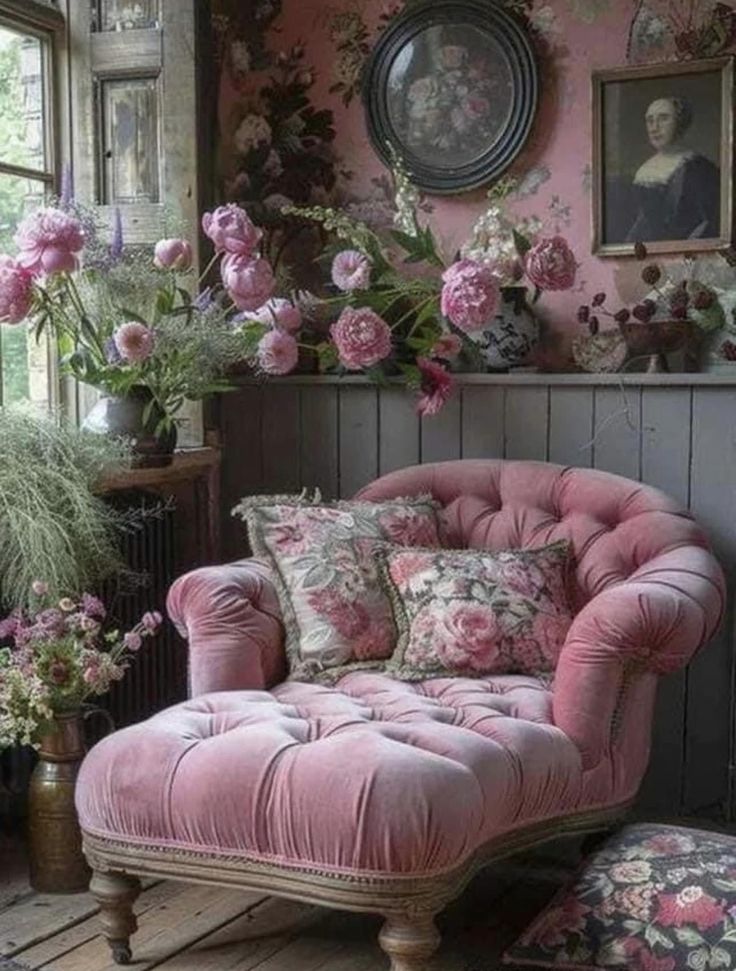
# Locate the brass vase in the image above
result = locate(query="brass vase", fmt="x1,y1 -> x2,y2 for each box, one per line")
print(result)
28,712 -> 91,894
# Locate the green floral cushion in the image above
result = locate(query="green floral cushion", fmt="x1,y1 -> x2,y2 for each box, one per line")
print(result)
503,823 -> 736,971
379,540 -> 573,680
232,494 -> 441,682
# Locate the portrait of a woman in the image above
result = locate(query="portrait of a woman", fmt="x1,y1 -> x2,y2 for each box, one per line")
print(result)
594,59 -> 731,255
626,96 -> 720,242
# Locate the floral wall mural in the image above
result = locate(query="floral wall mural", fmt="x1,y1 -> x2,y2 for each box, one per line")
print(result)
212,0 -> 736,368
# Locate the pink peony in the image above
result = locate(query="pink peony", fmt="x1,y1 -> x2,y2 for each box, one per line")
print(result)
416,357 -> 453,417
331,250 -> 371,291
201,204 -> 262,257
113,321 -> 155,364
435,601 -> 502,672
330,306 -> 391,369
153,238 -> 193,271
440,259 -> 500,333
525,235 -> 577,292
257,329 -> 299,375
222,254 -> 274,311
14,207 -> 84,276
0,255 -> 33,323
431,333 -> 462,360
247,297 -> 302,333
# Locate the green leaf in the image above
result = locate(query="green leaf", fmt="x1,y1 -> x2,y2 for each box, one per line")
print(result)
644,925 -> 673,949
513,229 -> 532,257
120,308 -> 148,325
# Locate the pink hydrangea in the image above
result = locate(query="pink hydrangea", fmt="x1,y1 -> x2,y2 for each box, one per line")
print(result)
201,204 -> 262,257
331,250 -> 371,291
416,357 -> 453,417
525,235 -> 577,292
257,329 -> 299,375
153,238 -> 193,271
222,254 -> 274,311
246,297 -> 302,333
113,322 -> 155,364
440,259 -> 499,333
430,333 -> 462,361
0,256 -> 33,323
14,207 -> 84,276
330,306 -> 391,369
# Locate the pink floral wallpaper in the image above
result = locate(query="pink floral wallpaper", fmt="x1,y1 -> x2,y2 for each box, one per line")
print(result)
212,0 -> 736,366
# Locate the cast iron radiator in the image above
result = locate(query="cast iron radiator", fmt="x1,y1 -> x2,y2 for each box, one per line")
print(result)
0,493 -> 188,824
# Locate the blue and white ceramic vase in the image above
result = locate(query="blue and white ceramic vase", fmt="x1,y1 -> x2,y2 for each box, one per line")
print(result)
478,286 -> 539,371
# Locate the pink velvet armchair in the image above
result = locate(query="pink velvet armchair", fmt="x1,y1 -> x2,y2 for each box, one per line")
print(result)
76,460 -> 725,969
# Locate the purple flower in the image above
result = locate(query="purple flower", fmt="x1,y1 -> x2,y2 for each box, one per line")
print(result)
194,287 -> 214,311
331,250 -> 371,292
82,593 -> 106,620
113,322 -> 155,363
124,631 -> 142,652
141,610 -> 162,631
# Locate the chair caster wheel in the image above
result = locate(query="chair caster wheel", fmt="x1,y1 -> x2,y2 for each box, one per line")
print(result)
112,943 -> 132,965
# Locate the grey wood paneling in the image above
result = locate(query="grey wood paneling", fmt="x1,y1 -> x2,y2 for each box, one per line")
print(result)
300,387 -> 339,499
548,388 -> 595,467
220,377 -> 735,821
338,387 -> 379,498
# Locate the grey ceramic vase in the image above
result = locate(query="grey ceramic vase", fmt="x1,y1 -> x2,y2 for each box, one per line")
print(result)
82,387 -> 177,468
478,286 -> 539,371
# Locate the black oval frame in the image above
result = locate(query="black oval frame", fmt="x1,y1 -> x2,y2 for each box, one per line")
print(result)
362,0 -> 538,195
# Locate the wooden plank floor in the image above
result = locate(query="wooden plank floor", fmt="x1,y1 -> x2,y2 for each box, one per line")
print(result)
0,834 -> 580,971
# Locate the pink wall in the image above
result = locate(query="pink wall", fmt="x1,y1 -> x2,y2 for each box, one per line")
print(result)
213,0 -> 736,367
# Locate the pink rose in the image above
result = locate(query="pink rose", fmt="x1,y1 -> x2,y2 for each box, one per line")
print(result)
154,238 -> 193,271
222,254 -> 274,311
14,207 -> 84,276
435,602 -> 502,672
431,333 -> 462,360
440,259 -> 499,333
0,256 -> 33,323
257,329 -> 299,375
201,203 -> 262,257
247,297 -> 302,333
113,321 -> 154,363
331,250 -> 371,291
330,306 -> 391,369
525,235 -> 577,292
416,357 -> 453,417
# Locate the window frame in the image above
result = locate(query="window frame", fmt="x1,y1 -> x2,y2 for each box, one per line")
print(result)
0,0 -> 65,409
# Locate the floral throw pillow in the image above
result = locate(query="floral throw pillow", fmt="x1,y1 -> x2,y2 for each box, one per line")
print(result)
380,541 -> 573,680
232,494 -> 441,682
503,823 -> 736,971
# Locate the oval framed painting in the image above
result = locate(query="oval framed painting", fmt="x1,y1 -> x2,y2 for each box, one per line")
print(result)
362,0 -> 538,195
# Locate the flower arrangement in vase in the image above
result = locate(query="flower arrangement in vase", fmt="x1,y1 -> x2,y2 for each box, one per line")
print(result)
0,185 -> 246,464
574,243 -> 720,373
227,167 -> 578,414
0,585 -> 161,892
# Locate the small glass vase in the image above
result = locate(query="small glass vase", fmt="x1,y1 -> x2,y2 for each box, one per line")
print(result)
82,386 -> 177,468
28,712 -> 91,894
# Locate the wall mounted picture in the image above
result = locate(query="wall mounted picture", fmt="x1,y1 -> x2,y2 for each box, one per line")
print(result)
592,56 -> 734,256
362,0 -> 538,195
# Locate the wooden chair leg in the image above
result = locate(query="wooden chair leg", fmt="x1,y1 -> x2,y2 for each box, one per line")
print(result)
379,914 -> 441,971
89,870 -> 141,965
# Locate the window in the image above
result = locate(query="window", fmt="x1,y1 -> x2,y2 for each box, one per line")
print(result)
0,0 -> 62,407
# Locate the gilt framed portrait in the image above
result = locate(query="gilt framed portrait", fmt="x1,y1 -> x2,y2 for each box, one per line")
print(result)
362,0 -> 538,195
592,57 -> 734,256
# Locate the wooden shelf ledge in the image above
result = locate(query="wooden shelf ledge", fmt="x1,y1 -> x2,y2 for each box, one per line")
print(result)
235,372 -> 736,388
97,446 -> 221,493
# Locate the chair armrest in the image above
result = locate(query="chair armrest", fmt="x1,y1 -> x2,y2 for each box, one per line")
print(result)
553,545 -> 725,769
166,558 -> 286,695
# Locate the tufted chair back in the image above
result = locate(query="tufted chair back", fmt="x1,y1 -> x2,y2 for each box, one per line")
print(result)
356,459 -> 712,610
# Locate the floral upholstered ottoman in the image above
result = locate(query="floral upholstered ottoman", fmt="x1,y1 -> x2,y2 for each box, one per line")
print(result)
504,823 -> 736,971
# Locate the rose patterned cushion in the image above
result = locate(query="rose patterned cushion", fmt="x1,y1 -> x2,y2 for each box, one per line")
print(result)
503,824 -> 736,971
232,495 -> 441,681
380,540 -> 573,680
